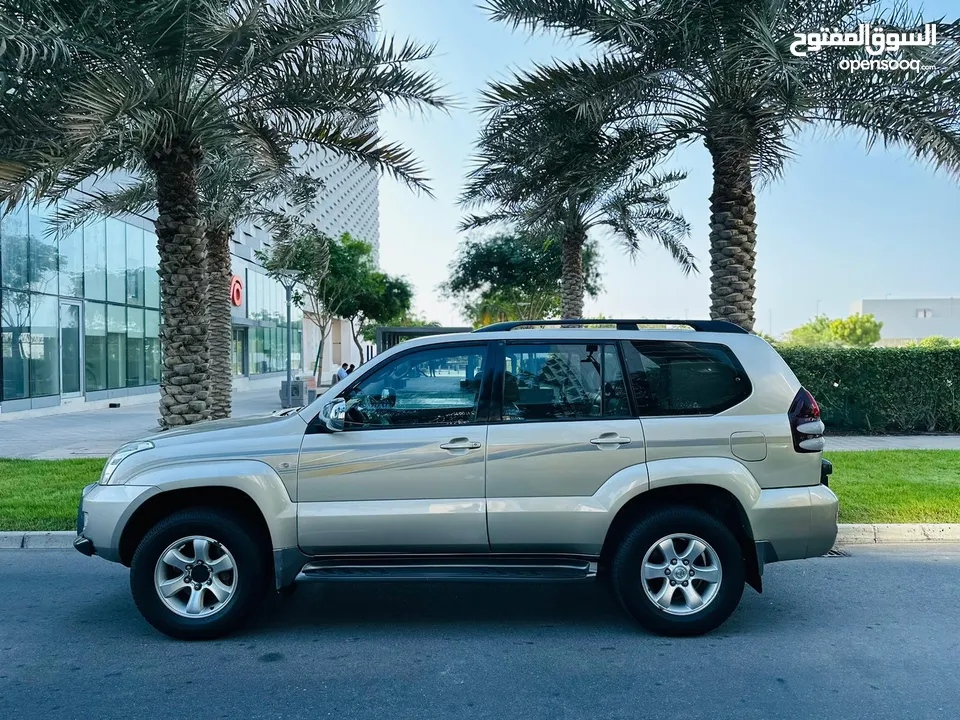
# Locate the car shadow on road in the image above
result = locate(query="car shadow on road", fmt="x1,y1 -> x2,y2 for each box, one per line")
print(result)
247,580 -> 791,638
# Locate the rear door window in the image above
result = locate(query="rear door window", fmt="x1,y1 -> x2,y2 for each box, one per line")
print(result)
621,340 -> 751,416
501,343 -> 630,421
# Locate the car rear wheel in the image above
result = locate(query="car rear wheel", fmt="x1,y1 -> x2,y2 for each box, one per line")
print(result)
130,508 -> 268,640
612,507 -> 745,636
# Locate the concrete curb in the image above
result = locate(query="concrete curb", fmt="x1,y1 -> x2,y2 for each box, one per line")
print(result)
3,525 -> 960,550
0,531 -> 75,549
835,524 -> 960,544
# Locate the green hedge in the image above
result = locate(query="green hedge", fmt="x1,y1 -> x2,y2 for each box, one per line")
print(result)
777,346 -> 960,434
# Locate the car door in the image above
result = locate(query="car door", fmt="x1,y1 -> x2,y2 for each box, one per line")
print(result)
485,340 -> 647,553
297,341 -> 493,555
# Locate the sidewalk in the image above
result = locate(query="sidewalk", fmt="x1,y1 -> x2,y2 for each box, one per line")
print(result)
0,388 -> 283,460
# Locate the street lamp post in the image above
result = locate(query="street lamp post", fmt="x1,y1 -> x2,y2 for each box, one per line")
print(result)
278,271 -> 297,409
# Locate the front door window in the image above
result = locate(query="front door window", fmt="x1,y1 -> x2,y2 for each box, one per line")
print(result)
342,344 -> 488,429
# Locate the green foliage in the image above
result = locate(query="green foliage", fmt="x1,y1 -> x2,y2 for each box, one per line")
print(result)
442,232 -> 602,326
829,313 -> 882,348
779,346 -> 960,433
483,1 -> 960,194
0,0 -> 449,204
360,312 -> 440,342
782,313 -> 882,348
908,335 -> 960,348
461,94 -> 694,274
781,315 -> 838,346
339,265 -> 414,353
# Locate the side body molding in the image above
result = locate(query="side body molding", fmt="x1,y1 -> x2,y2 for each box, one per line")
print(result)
118,459 -> 298,552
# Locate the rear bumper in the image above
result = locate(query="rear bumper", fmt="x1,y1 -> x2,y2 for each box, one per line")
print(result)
748,484 -> 839,563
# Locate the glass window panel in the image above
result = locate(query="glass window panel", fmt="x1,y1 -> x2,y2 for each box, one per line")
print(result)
1,289 -> 30,399
126,225 -> 144,306
28,205 -> 58,296
501,344 -> 603,422
84,301 -> 107,391
59,223 -> 84,298
107,305 -> 127,389
144,310 -> 161,385
106,220 -> 126,303
602,345 -> 630,418
28,293 -> 59,397
144,232 -> 160,309
126,306 -> 144,387
1,206 -> 30,290
250,327 -> 263,375
343,345 -> 488,429
622,341 -> 752,416
60,303 -> 82,395
83,221 -> 107,301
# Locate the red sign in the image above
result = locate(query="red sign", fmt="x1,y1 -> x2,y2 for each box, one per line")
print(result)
230,275 -> 243,307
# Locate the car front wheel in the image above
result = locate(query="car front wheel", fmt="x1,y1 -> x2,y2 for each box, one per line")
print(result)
130,508 -> 268,640
612,507 -> 745,636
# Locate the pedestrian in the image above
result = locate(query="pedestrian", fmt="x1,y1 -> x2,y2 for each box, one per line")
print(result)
337,363 -> 349,381
347,364 -> 356,375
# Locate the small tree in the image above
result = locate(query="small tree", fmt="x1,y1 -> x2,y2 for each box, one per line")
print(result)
442,232 -> 602,326
782,315 -> 838,346
259,229 -> 374,380
829,313 -> 882,348
340,272 -> 413,362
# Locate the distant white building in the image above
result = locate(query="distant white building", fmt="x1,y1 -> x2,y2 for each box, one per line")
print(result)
853,298 -> 960,345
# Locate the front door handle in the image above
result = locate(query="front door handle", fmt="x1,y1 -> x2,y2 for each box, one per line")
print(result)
440,439 -> 482,451
590,433 -> 631,447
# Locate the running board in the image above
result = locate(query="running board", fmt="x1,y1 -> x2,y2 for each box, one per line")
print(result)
296,556 -> 597,583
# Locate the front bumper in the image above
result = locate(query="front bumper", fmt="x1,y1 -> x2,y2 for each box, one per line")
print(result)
74,483 -> 158,563
748,484 -> 839,563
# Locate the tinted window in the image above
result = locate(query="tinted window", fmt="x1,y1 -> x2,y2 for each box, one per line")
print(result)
623,340 -> 750,416
502,343 -> 630,422
343,345 -> 487,429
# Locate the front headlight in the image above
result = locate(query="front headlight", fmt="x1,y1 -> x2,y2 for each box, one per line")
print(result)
99,441 -> 154,485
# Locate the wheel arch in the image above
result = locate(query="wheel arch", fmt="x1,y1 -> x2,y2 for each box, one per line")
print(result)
600,482 -> 762,593
116,460 -> 297,567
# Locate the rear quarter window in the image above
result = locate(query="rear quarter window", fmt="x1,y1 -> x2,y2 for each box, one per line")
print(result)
622,340 -> 752,416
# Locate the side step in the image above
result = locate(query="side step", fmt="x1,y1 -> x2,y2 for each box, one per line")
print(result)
296,556 -> 597,583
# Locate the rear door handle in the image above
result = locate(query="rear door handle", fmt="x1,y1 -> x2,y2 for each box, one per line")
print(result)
590,433 -> 631,447
440,439 -> 482,451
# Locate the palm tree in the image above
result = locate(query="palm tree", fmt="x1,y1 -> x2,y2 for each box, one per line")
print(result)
484,0 -> 960,329
462,96 -> 693,318
442,231 -> 603,325
0,0 -> 447,425
51,145 -> 324,419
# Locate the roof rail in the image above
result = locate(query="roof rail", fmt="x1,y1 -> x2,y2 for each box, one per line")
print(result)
472,319 -> 750,334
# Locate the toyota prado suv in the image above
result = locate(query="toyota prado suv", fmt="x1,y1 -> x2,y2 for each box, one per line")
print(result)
74,319 -> 838,639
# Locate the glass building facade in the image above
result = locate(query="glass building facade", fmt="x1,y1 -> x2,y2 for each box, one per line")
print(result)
229,263 -> 303,378
1,202 -> 302,412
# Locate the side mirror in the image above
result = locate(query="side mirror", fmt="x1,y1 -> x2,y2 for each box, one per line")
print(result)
321,399 -> 346,432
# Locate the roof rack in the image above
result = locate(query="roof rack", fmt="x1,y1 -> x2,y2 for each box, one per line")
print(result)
472,319 -> 750,334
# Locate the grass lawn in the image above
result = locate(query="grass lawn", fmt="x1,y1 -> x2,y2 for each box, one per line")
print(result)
0,459 -> 105,531
0,451 -> 958,531
828,450 -> 960,524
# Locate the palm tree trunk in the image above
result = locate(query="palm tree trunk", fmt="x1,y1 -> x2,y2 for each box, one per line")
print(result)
206,225 -> 233,420
560,225 -> 586,320
150,142 -> 210,426
706,139 -> 757,330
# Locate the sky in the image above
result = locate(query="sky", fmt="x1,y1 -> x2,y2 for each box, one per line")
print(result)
376,0 -> 959,336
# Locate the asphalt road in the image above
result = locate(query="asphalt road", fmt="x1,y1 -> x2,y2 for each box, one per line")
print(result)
1,546 -> 957,720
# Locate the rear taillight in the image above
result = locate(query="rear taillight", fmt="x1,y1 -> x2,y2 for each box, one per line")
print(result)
789,388 -> 824,453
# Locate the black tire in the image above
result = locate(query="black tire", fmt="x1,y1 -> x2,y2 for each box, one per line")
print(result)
130,508 -> 269,640
612,506 -> 745,637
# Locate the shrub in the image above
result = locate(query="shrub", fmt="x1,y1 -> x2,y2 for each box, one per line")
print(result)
777,346 -> 960,433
